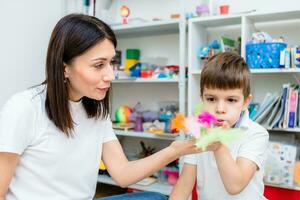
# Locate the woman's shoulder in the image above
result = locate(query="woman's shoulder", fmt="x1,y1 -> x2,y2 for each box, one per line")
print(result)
2,85 -> 46,114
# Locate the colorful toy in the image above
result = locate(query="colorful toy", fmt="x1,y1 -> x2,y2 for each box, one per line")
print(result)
120,5 -> 130,24
171,104 -> 245,150
196,5 -> 209,16
164,169 -> 179,185
197,40 -> 220,59
125,49 -> 140,73
115,106 -> 133,123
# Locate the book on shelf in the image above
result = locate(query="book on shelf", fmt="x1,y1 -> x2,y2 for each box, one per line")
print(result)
280,46 -> 300,68
252,84 -> 300,130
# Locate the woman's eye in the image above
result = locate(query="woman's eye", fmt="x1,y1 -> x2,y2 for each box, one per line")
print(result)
95,63 -> 104,69
110,60 -> 116,66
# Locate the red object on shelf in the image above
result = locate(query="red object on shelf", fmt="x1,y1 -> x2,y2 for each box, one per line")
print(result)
191,184 -> 300,200
192,182 -> 198,200
264,186 -> 300,200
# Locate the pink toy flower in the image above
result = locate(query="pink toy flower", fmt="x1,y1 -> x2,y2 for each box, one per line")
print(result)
184,116 -> 202,139
198,112 -> 217,128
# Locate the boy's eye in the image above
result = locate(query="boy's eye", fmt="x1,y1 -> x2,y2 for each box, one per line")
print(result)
228,98 -> 238,103
206,97 -> 215,102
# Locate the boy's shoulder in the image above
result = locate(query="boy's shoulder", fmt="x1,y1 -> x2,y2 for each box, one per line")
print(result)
246,118 -> 269,137
241,118 -> 269,149
238,110 -> 269,139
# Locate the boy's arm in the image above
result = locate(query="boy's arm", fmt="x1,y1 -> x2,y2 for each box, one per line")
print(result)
213,145 -> 257,195
169,163 -> 197,200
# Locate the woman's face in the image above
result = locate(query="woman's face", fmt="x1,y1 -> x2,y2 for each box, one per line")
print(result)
64,39 -> 115,101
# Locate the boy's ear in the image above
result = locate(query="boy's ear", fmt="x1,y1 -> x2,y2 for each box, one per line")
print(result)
243,94 -> 253,111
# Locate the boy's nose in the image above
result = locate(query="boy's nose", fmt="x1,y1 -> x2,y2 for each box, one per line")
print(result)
216,102 -> 226,114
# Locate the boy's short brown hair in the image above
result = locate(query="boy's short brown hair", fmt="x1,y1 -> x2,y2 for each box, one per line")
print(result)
200,52 -> 251,98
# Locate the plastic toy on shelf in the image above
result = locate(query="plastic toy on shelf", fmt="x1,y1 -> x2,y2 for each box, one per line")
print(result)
120,5 -> 130,24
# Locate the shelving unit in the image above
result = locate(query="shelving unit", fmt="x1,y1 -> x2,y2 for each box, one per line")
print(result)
96,1 -> 187,195
188,9 -> 300,111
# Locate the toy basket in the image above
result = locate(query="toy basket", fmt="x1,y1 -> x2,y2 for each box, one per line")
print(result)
246,42 -> 287,68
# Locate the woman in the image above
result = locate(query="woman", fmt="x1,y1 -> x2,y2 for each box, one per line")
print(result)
0,14 -> 201,200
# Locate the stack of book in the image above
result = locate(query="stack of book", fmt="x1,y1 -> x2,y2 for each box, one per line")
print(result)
250,84 -> 298,129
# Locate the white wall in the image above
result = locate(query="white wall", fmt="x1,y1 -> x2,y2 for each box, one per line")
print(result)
0,0 -> 64,107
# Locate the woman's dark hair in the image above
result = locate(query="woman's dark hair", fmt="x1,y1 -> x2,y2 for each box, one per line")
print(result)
44,13 -> 117,136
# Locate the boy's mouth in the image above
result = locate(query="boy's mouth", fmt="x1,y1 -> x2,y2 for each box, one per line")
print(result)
215,119 -> 224,126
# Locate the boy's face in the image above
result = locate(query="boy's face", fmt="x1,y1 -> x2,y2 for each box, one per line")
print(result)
202,87 -> 252,127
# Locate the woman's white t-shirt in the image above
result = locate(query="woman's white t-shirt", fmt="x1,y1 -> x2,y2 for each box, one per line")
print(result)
0,85 -> 117,200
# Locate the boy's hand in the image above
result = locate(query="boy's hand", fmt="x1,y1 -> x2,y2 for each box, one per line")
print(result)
205,121 -> 230,151
206,141 -> 222,151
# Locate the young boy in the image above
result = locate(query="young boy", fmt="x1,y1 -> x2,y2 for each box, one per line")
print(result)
170,52 -> 269,200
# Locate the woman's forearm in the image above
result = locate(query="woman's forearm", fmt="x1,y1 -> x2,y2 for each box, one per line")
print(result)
116,146 -> 178,187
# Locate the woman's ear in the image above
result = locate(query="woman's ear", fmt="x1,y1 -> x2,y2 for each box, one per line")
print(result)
64,62 -> 69,78
243,94 -> 253,111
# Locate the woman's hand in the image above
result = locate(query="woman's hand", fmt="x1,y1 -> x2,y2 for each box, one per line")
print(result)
168,139 -> 203,157
206,120 -> 231,151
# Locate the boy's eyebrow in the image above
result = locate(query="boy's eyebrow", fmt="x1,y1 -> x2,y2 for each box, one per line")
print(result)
227,95 -> 240,98
203,94 -> 215,97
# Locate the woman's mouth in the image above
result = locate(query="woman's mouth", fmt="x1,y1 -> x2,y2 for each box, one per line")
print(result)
97,87 -> 109,93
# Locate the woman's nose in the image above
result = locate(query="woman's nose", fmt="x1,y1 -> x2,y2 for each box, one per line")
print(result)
103,64 -> 115,82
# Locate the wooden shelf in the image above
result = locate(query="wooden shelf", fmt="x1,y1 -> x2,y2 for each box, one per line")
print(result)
98,175 -> 173,195
114,130 -> 180,141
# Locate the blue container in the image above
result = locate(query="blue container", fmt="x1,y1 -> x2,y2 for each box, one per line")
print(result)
246,42 -> 287,69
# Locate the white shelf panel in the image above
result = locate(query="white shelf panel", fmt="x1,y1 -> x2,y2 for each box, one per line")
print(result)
251,68 -> 300,74
268,128 -> 300,133
112,78 -> 180,83
265,182 -> 300,191
98,175 -> 173,195
190,70 -> 202,75
189,14 -> 242,27
190,68 -> 300,75
246,10 -> 300,22
114,130 -> 179,141
111,19 -> 180,38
